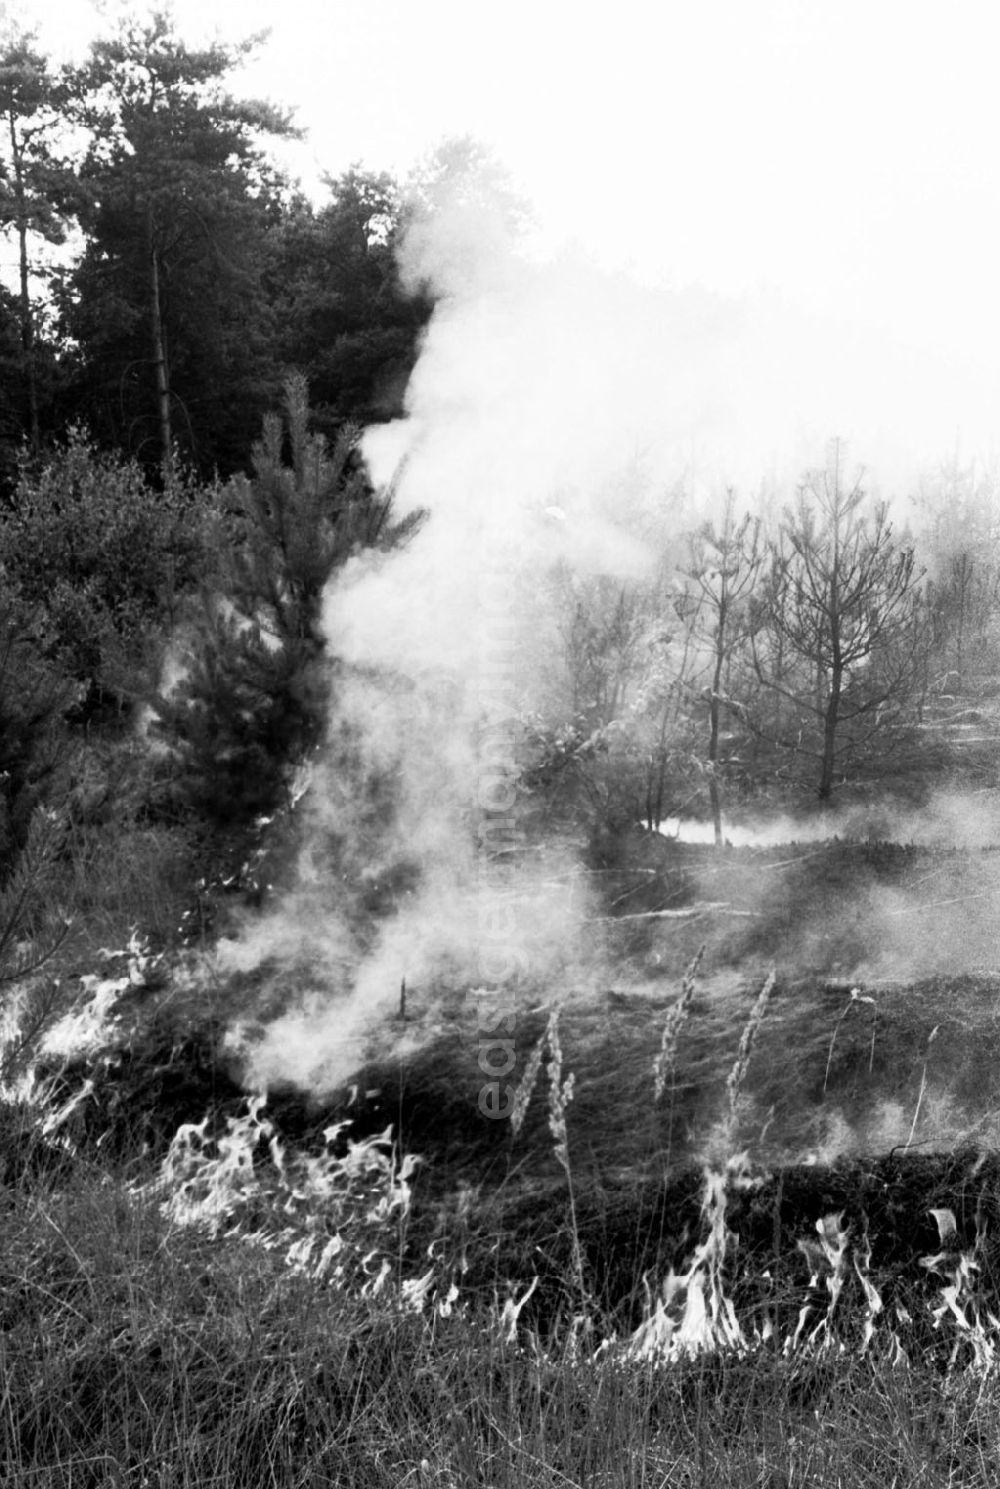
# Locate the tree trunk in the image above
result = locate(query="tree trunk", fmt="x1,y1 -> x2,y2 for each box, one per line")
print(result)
148,213 -> 173,482
954,553 -> 970,686
818,665 -> 842,802
709,628 -> 725,845
819,514 -> 843,803
17,207 -> 38,456
7,114 -> 38,454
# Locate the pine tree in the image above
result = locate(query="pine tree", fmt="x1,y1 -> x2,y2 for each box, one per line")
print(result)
0,28 -> 76,465
61,10 -> 295,480
270,169 -> 433,429
152,376 -> 415,829
751,442 -> 920,801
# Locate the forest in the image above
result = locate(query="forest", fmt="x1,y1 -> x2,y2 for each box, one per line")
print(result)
5,9 -> 1000,1489
0,13 -> 433,482
1,8 -> 998,869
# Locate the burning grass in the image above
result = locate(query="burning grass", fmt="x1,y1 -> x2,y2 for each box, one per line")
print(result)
6,1109 -> 1000,1485
4,840 -> 1000,1482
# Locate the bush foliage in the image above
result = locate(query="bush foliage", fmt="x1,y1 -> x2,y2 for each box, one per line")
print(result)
0,431 -> 212,722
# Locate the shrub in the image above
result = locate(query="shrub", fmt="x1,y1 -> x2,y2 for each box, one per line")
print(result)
0,591 -> 71,874
0,430 -> 213,723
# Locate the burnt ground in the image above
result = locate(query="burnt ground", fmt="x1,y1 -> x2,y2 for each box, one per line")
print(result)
26,828 -> 1000,1357
418,1146 -> 1000,1355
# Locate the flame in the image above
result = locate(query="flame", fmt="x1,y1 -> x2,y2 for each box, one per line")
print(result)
615,1187 -> 1000,1374
920,1206 -> 1000,1373
626,1157 -> 753,1361
138,1095 -> 441,1304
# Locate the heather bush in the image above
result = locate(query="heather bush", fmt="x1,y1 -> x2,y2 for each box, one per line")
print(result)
0,431 -> 213,723
0,590 -> 71,874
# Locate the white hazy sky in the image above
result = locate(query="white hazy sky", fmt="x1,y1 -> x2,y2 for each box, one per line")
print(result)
7,0 -> 1000,491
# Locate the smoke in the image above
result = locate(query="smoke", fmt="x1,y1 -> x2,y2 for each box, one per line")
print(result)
225,179 -> 742,1092
665,790 -> 1000,853
221,161 -> 1000,1102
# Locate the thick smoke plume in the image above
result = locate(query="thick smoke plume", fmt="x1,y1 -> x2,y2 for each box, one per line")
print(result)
221,170 -> 1000,1099
225,179 -> 784,1092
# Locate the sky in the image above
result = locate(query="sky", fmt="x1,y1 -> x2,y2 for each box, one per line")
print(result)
6,0 -> 1000,495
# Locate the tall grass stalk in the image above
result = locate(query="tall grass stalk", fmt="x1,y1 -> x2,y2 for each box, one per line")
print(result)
906,1024 -> 939,1149
544,1009 -> 588,1315
723,965 -> 776,1151
510,1021 -> 547,1138
822,985 -> 877,1097
652,943 -> 705,1102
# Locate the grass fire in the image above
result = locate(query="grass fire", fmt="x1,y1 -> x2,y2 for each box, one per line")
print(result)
6,13 -> 1000,1485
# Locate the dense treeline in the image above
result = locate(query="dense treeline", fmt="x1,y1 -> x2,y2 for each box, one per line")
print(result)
1,8 -> 999,927
0,10 -> 437,901
0,12 -> 431,487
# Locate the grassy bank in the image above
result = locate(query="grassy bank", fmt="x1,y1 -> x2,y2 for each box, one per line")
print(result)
2,1157 -> 1000,1487
2,831 -> 1000,1484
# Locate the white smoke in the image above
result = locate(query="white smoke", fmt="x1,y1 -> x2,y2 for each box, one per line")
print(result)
221,159 -> 1000,1095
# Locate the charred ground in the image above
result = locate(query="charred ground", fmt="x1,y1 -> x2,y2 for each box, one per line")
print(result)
21,824 -> 1000,1357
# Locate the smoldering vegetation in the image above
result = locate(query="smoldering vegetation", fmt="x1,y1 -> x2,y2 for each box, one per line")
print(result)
178,204 -> 1000,1114
8,94 -> 1000,1489
9,10 -> 1000,1482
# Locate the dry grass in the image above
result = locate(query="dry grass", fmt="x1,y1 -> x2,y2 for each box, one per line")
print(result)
3,825 -> 1000,1482
54,818 -> 197,953
0,1161 -> 999,1486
